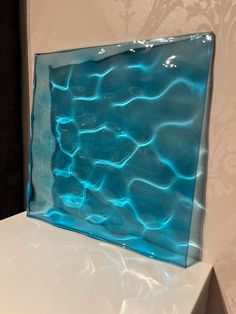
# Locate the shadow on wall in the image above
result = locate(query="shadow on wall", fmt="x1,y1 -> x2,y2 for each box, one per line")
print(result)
206,269 -> 228,314
20,0 -> 30,207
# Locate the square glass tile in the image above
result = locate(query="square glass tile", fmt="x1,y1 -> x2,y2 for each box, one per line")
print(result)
27,32 -> 214,267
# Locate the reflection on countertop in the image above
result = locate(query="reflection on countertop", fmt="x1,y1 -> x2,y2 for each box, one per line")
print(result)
0,212 -> 212,314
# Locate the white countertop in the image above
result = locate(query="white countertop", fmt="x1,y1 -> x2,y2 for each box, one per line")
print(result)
0,212 -> 212,314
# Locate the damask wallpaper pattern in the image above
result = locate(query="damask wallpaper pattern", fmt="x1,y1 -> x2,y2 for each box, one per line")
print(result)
27,0 -> 236,312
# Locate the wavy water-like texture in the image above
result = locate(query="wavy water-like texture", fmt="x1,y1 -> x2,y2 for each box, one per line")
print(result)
28,32 -> 214,267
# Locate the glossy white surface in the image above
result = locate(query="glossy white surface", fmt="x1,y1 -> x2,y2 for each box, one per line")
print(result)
0,213 -> 211,314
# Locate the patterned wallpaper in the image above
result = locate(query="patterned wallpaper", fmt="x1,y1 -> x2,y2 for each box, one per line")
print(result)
28,0 -> 236,312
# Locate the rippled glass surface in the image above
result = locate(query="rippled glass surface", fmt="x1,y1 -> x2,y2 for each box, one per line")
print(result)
27,32 -> 214,267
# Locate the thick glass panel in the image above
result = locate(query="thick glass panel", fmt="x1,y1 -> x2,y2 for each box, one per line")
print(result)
27,32 -> 214,267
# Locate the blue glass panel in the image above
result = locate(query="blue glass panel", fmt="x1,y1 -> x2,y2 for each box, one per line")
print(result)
27,32 -> 214,267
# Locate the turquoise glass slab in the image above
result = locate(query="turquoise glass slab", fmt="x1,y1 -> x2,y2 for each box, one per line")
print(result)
27,32 -> 214,267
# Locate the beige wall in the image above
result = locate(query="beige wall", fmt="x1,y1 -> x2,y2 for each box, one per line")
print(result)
26,1 -> 236,312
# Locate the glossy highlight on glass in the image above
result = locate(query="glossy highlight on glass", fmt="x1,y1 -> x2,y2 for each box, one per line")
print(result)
27,32 -> 214,267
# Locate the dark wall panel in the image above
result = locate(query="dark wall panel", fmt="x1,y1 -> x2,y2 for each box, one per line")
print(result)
0,0 -> 24,219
